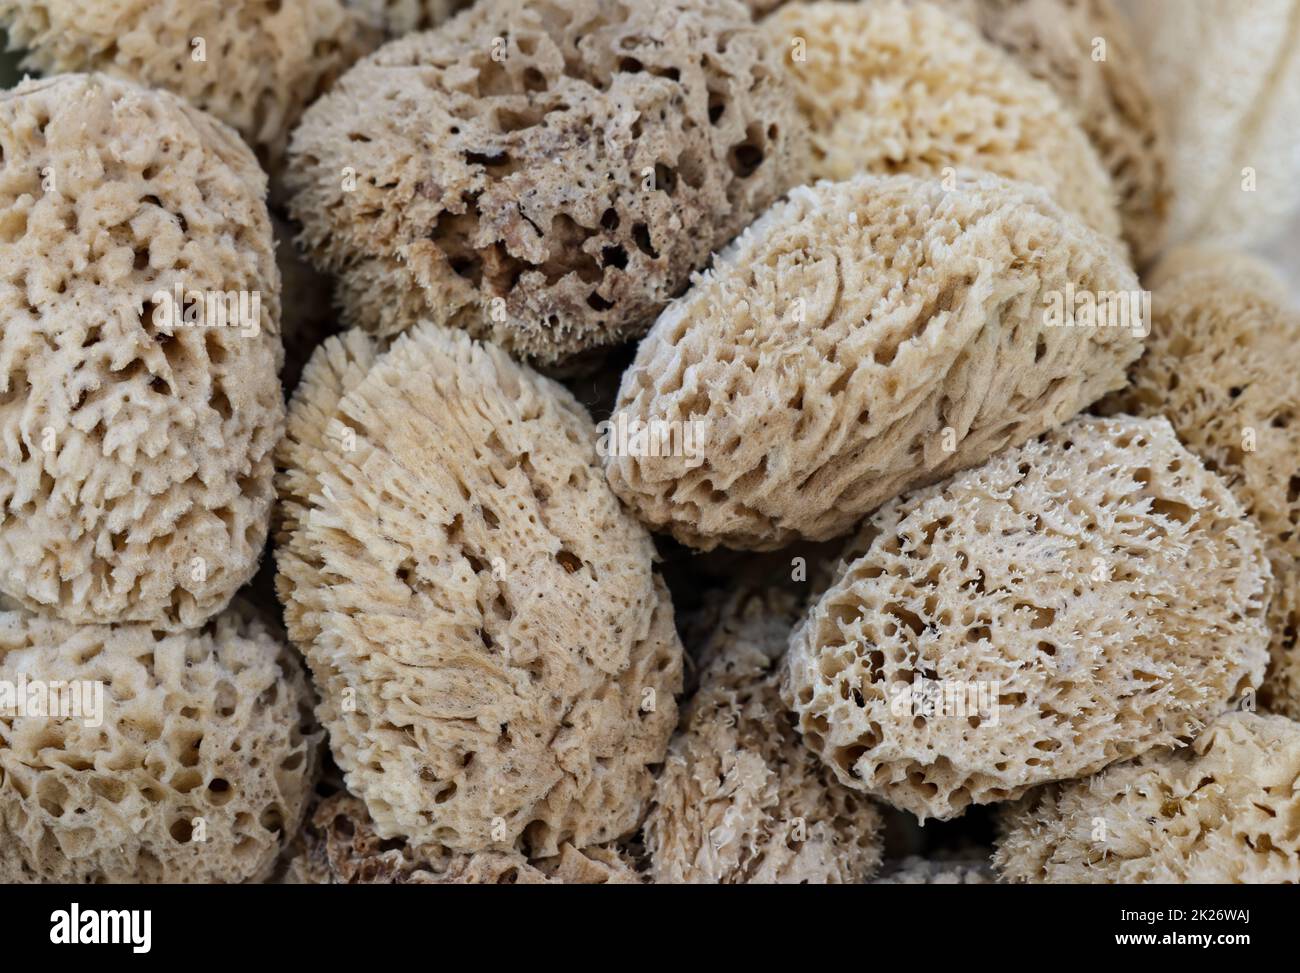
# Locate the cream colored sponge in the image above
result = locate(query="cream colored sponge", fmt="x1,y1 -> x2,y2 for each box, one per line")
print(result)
276,323 -> 683,857
606,172 -> 1143,550
783,415 -> 1270,820
0,74 -> 283,629
0,604 -> 319,883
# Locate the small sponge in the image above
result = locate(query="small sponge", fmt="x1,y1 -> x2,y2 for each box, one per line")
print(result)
0,604 -> 320,883
605,172 -> 1143,550
783,415 -> 1271,821
764,0 -> 1120,239
996,712 -> 1300,883
1102,252 -> 1300,720
0,0 -> 378,173
645,588 -> 883,884
276,323 -> 683,857
287,0 -> 809,364
0,74 -> 284,629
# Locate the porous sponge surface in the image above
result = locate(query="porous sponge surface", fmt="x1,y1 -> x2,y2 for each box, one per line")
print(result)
276,322 -> 683,857
783,415 -> 1271,821
287,0 -> 809,364
0,74 -> 284,629
764,0 -> 1120,239
1103,254 -> 1300,720
645,588 -> 883,884
606,172 -> 1143,551
0,0 -> 376,172
995,712 -> 1300,883
0,604 -> 319,883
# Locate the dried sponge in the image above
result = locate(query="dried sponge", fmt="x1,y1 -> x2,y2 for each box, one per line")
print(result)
873,854 -> 997,884
276,322 -> 683,857
995,712 -> 1300,883
937,0 -> 1169,265
0,74 -> 284,629
288,793 -> 640,884
1126,0 -> 1300,248
1102,254 -> 1300,720
287,0 -> 809,365
0,0 -> 376,173
645,588 -> 883,884
605,172 -> 1143,551
783,415 -> 1271,821
764,0 -> 1120,239
0,604 -> 319,883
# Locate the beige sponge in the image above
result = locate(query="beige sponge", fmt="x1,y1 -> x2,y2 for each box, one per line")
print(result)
0,0 -> 378,174
996,712 -> 1300,883
645,588 -> 883,884
1103,252 -> 1300,720
287,0 -> 809,365
0,75 -> 284,629
1126,0 -> 1300,248
605,172 -> 1143,551
276,323 -> 683,857
287,792 -> 640,884
0,604 -> 320,883
783,415 -> 1271,821
764,0 -> 1120,239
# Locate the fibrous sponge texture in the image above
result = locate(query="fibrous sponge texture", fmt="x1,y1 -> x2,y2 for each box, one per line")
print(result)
0,0 -> 377,173
288,793 -> 640,883
276,322 -> 683,857
1102,253 -> 1300,720
645,588 -> 883,884
783,415 -> 1271,821
995,712 -> 1300,883
287,0 -> 809,364
605,172 -> 1143,551
0,604 -> 319,883
764,0 -> 1120,240
0,74 -> 284,629
1126,0 -> 1300,248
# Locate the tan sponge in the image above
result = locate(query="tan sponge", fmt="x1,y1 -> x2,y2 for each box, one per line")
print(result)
0,74 -> 284,629
764,0 -> 1120,239
0,603 -> 320,883
287,0 -> 810,364
605,172 -> 1143,550
276,323 -> 683,857
996,712 -> 1300,883
783,415 -> 1271,820
645,588 -> 883,884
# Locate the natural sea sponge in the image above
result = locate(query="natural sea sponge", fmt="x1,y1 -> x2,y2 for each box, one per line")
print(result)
605,172 -> 1143,551
287,793 -> 640,884
0,74 -> 284,629
995,712 -> 1300,883
645,588 -> 883,884
783,415 -> 1271,821
1126,0 -> 1300,248
1102,254 -> 1300,720
276,322 -> 683,857
0,0 -> 376,173
287,0 -> 809,364
0,604 -> 320,883
764,0 -> 1120,239
873,854 -> 997,884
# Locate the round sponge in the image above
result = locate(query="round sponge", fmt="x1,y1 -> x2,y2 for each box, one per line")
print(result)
276,323 -> 683,857
995,712 -> 1300,883
1103,252 -> 1300,720
0,604 -> 320,883
763,0 -> 1120,239
0,0 -> 378,173
287,0 -> 810,365
605,172 -> 1143,551
783,415 -> 1271,821
645,588 -> 883,884
0,74 -> 284,629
